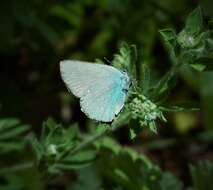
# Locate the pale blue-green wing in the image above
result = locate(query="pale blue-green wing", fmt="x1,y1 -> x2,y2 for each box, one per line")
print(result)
80,77 -> 127,122
60,60 -> 122,97
60,60 -> 127,122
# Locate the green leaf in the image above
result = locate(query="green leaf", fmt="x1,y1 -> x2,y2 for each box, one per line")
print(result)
177,7 -> 204,49
190,63 -> 206,71
129,128 -> 137,140
66,150 -> 96,163
185,7 -> 203,36
193,57 -> 213,71
94,124 -> 109,135
28,134 -> 44,162
0,141 -> 26,153
149,121 -> 157,134
159,28 -> 177,48
0,124 -> 29,140
128,120 -> 143,140
0,118 -> 20,131
160,102 -> 200,112
50,162 -> 93,172
29,118 -> 99,174
95,137 -> 121,154
112,42 -> 137,78
97,146 -> 161,190
0,118 -> 30,154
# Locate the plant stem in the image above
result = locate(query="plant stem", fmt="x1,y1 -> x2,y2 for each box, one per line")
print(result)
70,117 -> 126,155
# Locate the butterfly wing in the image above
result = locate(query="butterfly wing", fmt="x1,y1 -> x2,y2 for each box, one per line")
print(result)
80,76 -> 127,122
60,60 -> 129,122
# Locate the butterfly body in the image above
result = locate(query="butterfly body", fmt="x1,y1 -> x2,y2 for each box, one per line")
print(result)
60,60 -> 130,122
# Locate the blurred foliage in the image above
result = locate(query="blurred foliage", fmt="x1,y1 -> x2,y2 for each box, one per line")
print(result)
30,118 -> 97,174
190,160 -> 213,190
0,117 -> 212,189
0,0 -> 213,190
0,118 -> 30,154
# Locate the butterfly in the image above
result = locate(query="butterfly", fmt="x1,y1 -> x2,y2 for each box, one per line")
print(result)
60,60 -> 131,122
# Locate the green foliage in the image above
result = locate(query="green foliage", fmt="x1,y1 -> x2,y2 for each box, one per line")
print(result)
0,118 -> 212,190
112,42 -> 137,78
69,137 -> 183,190
129,94 -> 166,133
110,42 -> 198,136
0,118 -> 30,154
30,118 -> 96,174
159,29 -> 177,48
160,7 -> 213,71
160,172 -> 183,190
190,160 -> 213,190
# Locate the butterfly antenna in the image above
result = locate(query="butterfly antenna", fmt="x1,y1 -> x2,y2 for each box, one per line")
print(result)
104,57 -> 112,65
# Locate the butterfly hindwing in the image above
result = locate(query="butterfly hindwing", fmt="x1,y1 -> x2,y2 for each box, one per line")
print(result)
80,76 -> 126,122
60,60 -> 129,122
